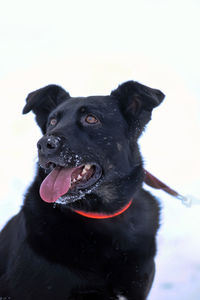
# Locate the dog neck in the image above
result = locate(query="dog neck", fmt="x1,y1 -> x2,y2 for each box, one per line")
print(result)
72,199 -> 133,219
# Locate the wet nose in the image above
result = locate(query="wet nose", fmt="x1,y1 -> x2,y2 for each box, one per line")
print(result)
37,135 -> 61,154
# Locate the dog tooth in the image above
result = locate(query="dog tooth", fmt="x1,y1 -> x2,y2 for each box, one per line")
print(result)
82,168 -> 87,175
85,164 -> 91,170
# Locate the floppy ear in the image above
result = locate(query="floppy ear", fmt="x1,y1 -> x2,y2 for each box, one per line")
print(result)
111,80 -> 165,133
22,85 -> 70,133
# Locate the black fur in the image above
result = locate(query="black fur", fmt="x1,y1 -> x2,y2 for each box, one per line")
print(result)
0,81 -> 164,299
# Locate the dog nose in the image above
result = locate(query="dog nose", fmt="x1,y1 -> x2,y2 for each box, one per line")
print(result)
37,135 -> 61,154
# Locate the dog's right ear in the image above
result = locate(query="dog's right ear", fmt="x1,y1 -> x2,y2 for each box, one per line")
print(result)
22,85 -> 70,133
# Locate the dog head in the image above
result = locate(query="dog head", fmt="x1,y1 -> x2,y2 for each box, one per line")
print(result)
23,81 -> 164,213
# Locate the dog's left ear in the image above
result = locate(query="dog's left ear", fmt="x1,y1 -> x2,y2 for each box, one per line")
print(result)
111,81 -> 165,132
23,84 -> 70,133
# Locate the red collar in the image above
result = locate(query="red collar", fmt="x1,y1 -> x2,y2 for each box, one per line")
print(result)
72,199 -> 133,219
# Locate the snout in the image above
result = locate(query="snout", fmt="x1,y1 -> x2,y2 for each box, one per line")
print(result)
37,135 -> 82,170
37,135 -> 61,156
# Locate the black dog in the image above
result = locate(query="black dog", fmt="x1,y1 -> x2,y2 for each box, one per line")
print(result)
0,81 -> 164,299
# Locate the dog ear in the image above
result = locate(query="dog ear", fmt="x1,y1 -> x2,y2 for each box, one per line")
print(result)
111,81 -> 165,133
22,85 -> 70,133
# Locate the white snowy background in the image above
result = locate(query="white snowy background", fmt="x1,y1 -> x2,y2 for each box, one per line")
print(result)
0,0 -> 200,299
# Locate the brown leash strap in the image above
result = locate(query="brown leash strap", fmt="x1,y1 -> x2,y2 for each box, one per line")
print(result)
143,170 -> 197,207
144,170 -> 179,197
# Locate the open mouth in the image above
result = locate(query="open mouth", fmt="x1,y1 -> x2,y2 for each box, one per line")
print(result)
39,163 -> 102,204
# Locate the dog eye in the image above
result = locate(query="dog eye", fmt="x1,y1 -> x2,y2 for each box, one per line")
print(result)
85,114 -> 99,124
49,118 -> 57,126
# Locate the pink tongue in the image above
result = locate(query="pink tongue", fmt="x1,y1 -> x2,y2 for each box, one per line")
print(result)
40,167 -> 75,203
